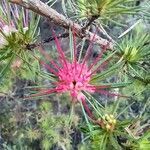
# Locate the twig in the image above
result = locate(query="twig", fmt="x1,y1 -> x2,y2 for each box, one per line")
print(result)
82,15 -> 99,31
9,0 -> 114,49
26,32 -> 69,50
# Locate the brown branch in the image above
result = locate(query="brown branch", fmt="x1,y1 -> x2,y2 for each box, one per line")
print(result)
9,0 -> 114,49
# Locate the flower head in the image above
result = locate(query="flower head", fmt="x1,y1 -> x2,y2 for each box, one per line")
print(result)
30,29 -> 121,103
56,59 -> 94,101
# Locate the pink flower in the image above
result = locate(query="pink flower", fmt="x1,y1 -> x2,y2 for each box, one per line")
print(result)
30,29 -> 112,103
56,61 -> 94,101
28,30 -> 128,119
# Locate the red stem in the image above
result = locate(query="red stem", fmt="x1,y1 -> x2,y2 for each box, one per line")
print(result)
81,98 -> 94,119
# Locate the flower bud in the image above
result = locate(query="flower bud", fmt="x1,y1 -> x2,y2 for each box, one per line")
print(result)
112,119 -> 116,124
108,119 -> 113,124
110,114 -> 114,119
106,124 -> 111,131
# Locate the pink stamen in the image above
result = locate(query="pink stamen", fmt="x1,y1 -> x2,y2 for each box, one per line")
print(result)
39,60 -> 59,76
86,85 -> 110,90
87,59 -> 109,77
38,46 -> 60,71
81,98 -> 94,119
52,30 -> 68,70
95,89 -> 128,98
78,30 -> 97,78
33,54 -> 59,76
